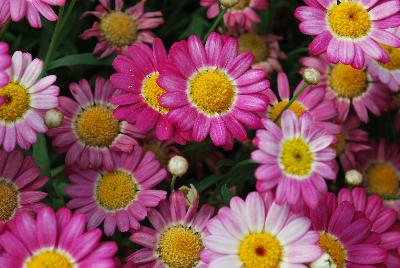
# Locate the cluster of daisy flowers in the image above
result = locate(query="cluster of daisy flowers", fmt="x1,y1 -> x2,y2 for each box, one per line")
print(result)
0,0 -> 399,267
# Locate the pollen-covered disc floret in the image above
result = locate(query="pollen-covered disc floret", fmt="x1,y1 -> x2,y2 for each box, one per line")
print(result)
202,192 -> 322,267
128,191 -> 214,267
81,0 -> 164,59
252,110 -> 336,207
158,33 -> 270,148
0,207 -> 118,267
47,77 -> 145,170
66,147 -> 167,236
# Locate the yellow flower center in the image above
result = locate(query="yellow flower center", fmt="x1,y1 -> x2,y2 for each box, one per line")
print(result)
100,11 -> 137,48
238,33 -> 269,63
189,69 -> 236,116
95,171 -> 138,211
329,64 -> 368,99
142,142 -> 168,167
0,179 -> 18,222
328,2 -> 371,39
25,250 -> 75,268
75,105 -> 120,148
319,233 -> 346,268
230,0 -> 250,11
0,82 -> 30,123
332,133 -> 346,156
239,232 -> 283,268
378,44 -> 400,71
268,100 -> 305,123
142,73 -> 169,114
280,138 -> 314,177
157,225 -> 203,268
366,162 -> 399,195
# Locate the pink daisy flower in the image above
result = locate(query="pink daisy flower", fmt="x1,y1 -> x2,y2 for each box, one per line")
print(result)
111,38 -> 188,143
367,27 -> 400,92
201,191 -> 322,267
304,193 -> 387,267
0,51 -> 59,152
66,147 -> 167,236
158,33 -> 270,148
332,115 -> 370,171
127,191 -> 214,267
47,77 -> 145,171
0,206 -> 118,267
0,150 -> 47,231
80,0 -> 164,59
300,54 -> 392,122
338,187 -> 400,267
237,33 -> 286,76
267,71 -> 340,134
0,0 -> 65,28
200,0 -> 268,31
295,0 -> 400,69
0,42 -> 11,88
252,110 -> 337,208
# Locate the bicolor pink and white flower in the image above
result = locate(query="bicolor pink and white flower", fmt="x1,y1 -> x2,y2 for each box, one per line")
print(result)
201,191 -> 322,267
127,191 -> 214,267
252,110 -> 337,208
66,147 -> 167,236
295,0 -> 400,68
158,33 -> 269,149
47,77 -> 145,171
0,207 -> 118,268
0,0 -> 66,28
200,0 -> 268,31
0,42 -> 11,87
80,0 -> 164,59
0,51 -> 59,152
301,54 -> 392,122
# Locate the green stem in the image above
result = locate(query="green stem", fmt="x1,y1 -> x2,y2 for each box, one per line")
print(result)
202,7 -> 226,43
274,81 -> 309,123
171,175 -> 177,192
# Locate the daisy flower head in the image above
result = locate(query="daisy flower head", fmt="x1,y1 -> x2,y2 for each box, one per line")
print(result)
367,27 -> 400,92
295,0 -> 400,69
66,147 -> 167,236
0,150 -> 48,230
127,190 -> 214,268
267,71 -> 340,134
200,0 -> 268,31
0,42 -> 11,87
0,0 -> 65,28
0,51 -> 59,152
252,110 -> 337,208
80,0 -> 164,59
300,54 -> 392,122
305,193 -> 387,268
158,33 -> 270,148
0,206 -> 118,268
238,33 -> 286,76
47,77 -> 145,171
201,191 -> 322,267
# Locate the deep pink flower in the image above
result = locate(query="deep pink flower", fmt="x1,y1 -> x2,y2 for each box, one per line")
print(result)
0,42 -> 11,87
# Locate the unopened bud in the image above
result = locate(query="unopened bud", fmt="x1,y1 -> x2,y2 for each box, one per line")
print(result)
345,169 -> 363,186
310,253 -> 337,268
44,109 -> 64,128
220,0 -> 240,8
303,67 -> 321,85
179,184 -> 198,206
168,155 -> 189,177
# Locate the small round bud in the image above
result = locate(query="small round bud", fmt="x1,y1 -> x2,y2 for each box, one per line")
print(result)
303,67 -> 321,85
179,184 -> 198,206
44,109 -> 64,128
168,155 -> 189,177
345,169 -> 363,186
220,0 -> 240,8
310,253 -> 337,268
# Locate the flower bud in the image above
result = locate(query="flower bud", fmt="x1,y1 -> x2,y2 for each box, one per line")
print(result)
44,109 -> 64,128
168,155 -> 189,177
303,67 -> 321,85
179,184 -> 198,206
310,253 -> 337,268
345,169 -> 363,186
220,0 -> 240,8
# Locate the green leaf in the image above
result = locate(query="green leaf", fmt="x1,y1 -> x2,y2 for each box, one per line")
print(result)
32,134 -> 51,177
220,184 -> 233,204
47,53 -> 114,70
